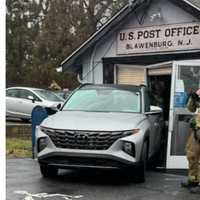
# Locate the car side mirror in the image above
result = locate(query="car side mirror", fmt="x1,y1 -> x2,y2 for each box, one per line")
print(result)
150,106 -> 162,112
57,103 -> 62,110
45,107 -> 58,115
145,106 -> 162,115
28,95 -> 35,103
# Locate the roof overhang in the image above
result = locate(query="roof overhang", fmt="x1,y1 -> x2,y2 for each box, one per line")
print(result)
61,0 -> 200,72
169,0 -> 200,18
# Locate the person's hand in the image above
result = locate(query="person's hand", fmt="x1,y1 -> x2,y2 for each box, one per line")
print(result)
189,91 -> 199,101
196,88 -> 200,96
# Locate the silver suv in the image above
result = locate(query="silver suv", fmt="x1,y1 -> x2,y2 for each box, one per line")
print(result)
36,84 -> 164,182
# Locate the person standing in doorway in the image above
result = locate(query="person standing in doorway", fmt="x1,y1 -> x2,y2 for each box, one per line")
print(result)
181,88 -> 200,194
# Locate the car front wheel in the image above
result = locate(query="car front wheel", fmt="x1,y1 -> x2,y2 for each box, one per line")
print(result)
135,141 -> 148,183
40,164 -> 58,178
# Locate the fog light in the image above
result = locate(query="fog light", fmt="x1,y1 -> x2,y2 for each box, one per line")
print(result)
37,137 -> 48,152
123,142 -> 135,156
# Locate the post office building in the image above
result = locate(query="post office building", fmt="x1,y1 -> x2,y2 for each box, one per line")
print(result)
60,0 -> 200,169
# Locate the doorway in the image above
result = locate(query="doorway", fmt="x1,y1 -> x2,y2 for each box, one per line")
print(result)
148,75 -> 171,121
114,60 -> 200,169
148,60 -> 200,169
146,64 -> 172,167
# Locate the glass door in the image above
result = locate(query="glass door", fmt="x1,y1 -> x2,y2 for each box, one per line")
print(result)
167,60 -> 200,169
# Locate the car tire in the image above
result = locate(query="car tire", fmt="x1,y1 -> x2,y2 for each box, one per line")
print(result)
135,141 -> 148,183
40,164 -> 58,178
148,127 -> 166,170
147,151 -> 160,170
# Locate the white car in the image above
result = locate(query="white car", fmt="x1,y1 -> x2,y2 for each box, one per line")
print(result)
6,87 -> 64,122
36,84 -> 164,182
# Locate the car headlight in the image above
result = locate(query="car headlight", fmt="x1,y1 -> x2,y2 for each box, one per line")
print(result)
37,137 -> 48,152
123,142 -> 135,157
132,129 -> 140,134
123,129 -> 140,136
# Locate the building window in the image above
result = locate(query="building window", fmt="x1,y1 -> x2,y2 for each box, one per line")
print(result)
103,63 -> 114,84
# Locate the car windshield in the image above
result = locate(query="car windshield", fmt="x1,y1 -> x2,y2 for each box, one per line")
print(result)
34,89 -> 63,102
62,88 -> 141,113
53,91 -> 65,100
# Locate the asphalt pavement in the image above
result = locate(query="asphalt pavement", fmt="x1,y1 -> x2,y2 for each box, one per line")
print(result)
6,158 -> 200,200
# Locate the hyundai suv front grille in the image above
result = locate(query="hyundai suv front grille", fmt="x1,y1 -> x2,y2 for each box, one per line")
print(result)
42,128 -> 132,150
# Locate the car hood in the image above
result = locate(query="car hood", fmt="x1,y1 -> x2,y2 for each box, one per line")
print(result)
41,111 -> 146,131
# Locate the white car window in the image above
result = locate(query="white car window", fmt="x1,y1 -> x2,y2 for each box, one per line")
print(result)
19,89 -> 41,101
6,89 -> 20,98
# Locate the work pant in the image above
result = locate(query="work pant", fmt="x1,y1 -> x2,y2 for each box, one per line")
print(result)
186,133 -> 200,183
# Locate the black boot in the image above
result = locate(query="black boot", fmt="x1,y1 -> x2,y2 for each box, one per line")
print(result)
190,186 -> 200,194
181,180 -> 199,188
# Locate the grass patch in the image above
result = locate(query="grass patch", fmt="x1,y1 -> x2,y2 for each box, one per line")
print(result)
6,138 -> 32,158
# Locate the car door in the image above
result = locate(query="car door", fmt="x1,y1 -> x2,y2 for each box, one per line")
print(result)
18,89 -> 43,117
6,88 -> 21,117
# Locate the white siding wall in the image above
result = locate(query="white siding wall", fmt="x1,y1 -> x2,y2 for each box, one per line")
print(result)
81,0 -> 198,84
82,50 -> 93,83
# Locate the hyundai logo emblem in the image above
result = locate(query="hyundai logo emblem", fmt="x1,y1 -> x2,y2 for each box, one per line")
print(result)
75,133 -> 89,142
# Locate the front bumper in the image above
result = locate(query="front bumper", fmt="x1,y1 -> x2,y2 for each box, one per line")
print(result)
38,154 -> 141,170
36,128 -> 144,170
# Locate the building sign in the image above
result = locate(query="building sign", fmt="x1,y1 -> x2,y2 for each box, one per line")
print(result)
117,22 -> 200,55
